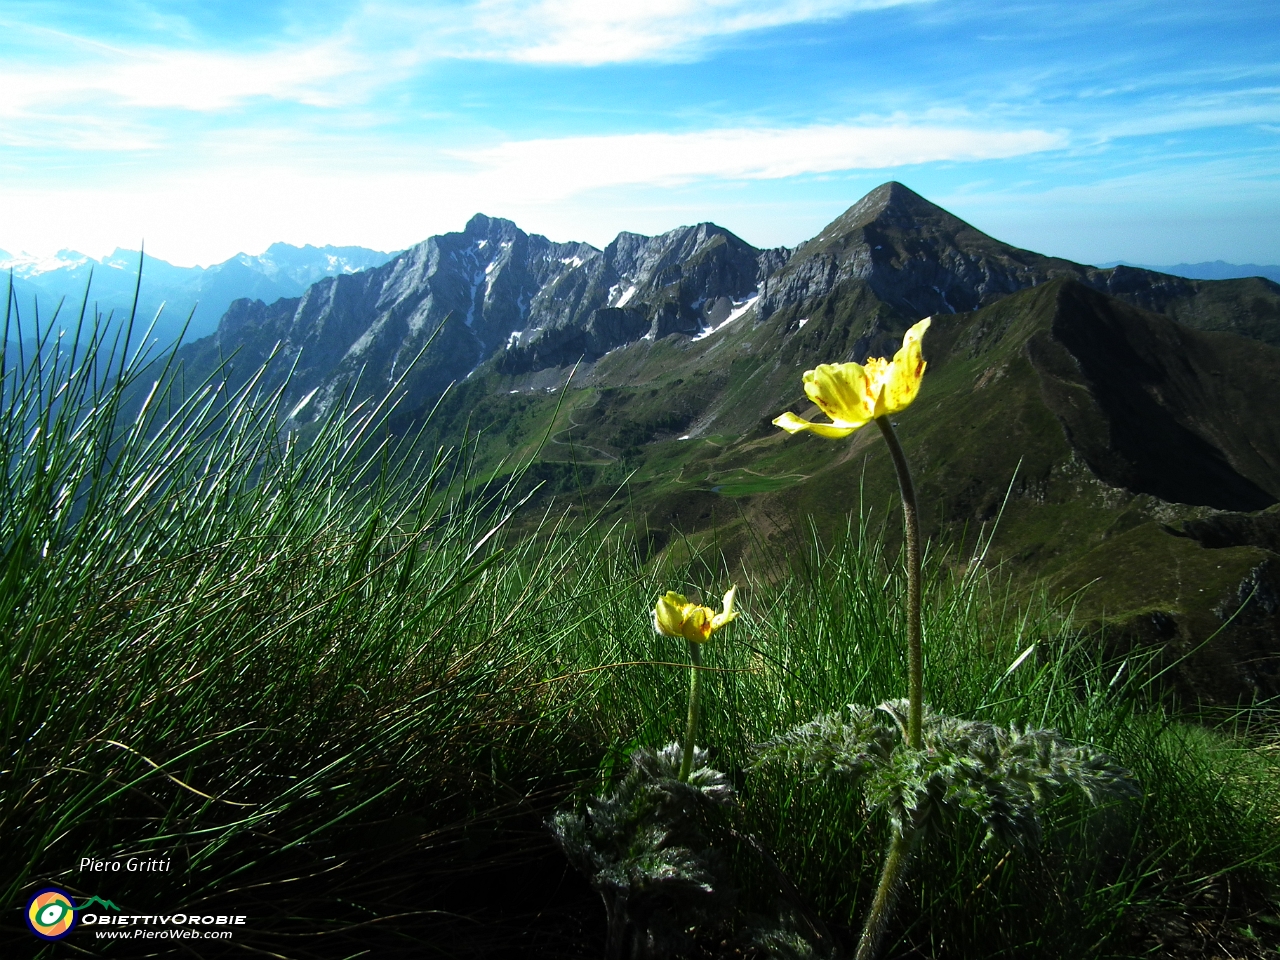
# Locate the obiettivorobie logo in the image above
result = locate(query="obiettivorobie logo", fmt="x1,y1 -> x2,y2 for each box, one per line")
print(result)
25,889 -> 120,941
24,887 -> 248,942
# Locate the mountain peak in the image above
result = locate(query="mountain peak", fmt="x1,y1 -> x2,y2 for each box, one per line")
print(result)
761,182 -> 1087,321
463,213 -> 522,239
821,181 -> 966,238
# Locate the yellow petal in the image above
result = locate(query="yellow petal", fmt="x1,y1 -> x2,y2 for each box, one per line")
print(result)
651,587 -> 739,643
653,591 -> 688,637
683,606 -> 712,643
804,363 -> 877,424
862,357 -> 891,418
772,412 -> 862,439
710,586 -> 738,631
710,610 -> 737,631
880,316 -> 930,414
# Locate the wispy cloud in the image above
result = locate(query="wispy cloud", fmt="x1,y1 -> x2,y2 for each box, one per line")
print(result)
2,0 -> 1277,266
465,0 -> 933,65
1091,89 -> 1280,139
0,39 -> 366,116
0,0 -> 932,120
0,118 -> 1066,264
455,122 -> 1067,199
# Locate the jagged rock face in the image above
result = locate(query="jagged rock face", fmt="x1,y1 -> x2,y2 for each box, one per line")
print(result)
499,223 -> 785,372
757,182 -> 1082,321
190,181 -> 1280,426
202,214 -> 600,421
196,214 -> 787,418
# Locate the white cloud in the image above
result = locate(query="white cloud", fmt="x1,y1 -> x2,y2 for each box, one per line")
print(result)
455,123 -> 1067,200
0,0 -> 933,120
467,0 -> 933,65
0,39 -> 365,116
0,119 -> 1066,265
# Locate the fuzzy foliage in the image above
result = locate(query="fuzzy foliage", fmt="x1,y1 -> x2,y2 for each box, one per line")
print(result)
754,700 -> 1137,850
550,743 -> 736,959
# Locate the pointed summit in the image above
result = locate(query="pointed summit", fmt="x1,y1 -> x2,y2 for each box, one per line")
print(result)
801,181 -> 991,258
462,212 -> 522,241
818,181 -> 967,238
759,181 -> 1092,325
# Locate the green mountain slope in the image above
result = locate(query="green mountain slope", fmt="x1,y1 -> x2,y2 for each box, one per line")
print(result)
178,182 -> 1280,703
417,274 -> 1280,703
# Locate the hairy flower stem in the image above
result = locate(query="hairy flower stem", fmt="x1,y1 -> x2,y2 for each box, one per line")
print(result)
678,640 -> 703,782
856,825 -> 917,960
875,415 -> 922,750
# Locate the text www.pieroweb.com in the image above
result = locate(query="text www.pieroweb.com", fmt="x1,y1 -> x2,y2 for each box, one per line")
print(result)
95,928 -> 234,940
83,914 -> 246,940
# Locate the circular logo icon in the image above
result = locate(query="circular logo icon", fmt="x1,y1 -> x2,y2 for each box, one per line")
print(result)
26,888 -> 78,940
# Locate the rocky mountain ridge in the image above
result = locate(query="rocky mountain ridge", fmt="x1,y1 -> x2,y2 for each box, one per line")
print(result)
189,213 -> 791,423
185,183 -> 1280,432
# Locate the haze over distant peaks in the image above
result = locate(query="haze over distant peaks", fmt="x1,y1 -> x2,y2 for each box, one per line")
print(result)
1098,260 -> 1280,284
2,243 -> 396,344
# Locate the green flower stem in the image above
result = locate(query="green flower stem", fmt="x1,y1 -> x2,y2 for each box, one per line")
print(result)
678,640 -> 703,782
855,825 -> 917,960
875,415 -> 922,751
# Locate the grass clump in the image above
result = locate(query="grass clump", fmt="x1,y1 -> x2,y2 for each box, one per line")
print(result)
0,287 -> 631,953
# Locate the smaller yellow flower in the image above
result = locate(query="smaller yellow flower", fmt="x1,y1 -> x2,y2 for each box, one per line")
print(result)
773,316 -> 931,438
653,587 -> 737,644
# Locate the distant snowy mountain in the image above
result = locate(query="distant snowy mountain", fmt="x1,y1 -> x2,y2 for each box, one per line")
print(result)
1098,260 -> 1280,284
2,243 -> 396,345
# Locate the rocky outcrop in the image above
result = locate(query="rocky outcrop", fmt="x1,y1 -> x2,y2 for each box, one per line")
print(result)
495,307 -> 651,371
757,181 -> 1091,321
187,212 -> 790,413
497,223 -> 785,373
187,214 -> 602,420
1176,509 -> 1280,553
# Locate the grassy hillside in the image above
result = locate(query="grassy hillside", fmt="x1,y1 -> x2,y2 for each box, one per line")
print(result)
406,274 -> 1280,703
4,316 -> 1279,958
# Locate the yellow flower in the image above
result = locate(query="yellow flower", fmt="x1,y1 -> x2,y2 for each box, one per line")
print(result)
773,316 -> 931,438
653,587 -> 737,644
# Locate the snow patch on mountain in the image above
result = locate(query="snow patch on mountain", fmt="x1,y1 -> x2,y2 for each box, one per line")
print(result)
0,250 -> 93,278
288,387 -> 319,420
465,269 -> 484,327
692,295 -> 758,342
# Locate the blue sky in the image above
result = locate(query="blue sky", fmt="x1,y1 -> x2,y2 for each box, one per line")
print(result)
2,0 -> 1278,267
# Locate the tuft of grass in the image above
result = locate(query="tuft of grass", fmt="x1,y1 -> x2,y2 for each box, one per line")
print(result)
0,285 -> 632,953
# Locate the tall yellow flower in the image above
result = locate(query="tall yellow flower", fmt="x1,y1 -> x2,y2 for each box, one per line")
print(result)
773,317 -> 931,438
654,587 -> 737,644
